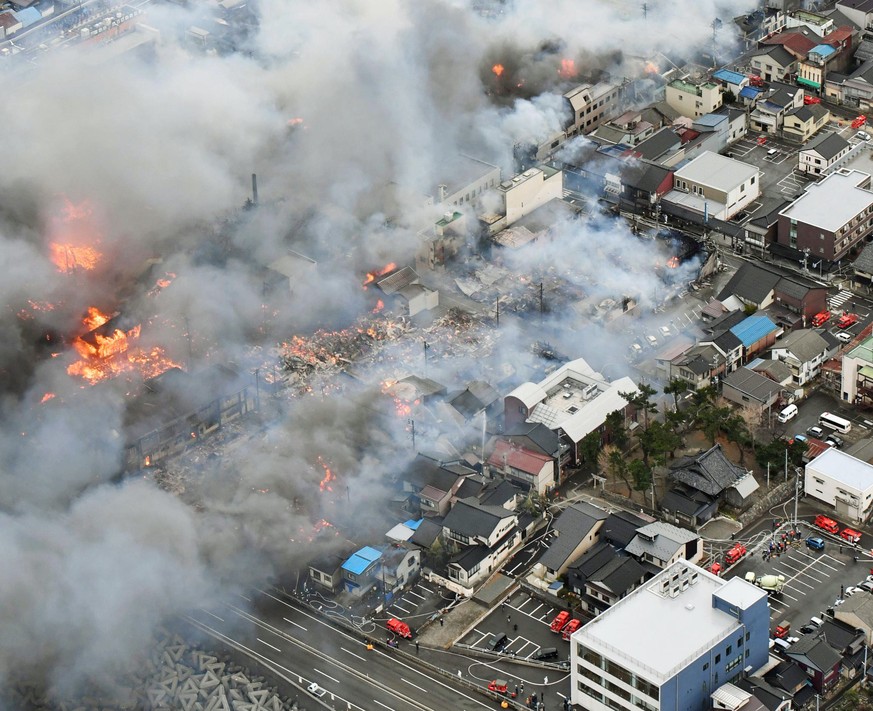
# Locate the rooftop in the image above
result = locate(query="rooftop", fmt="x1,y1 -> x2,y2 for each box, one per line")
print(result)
574,561 -> 763,682
808,447 -> 873,491
780,169 -> 873,233
674,151 -> 758,191
730,315 -> 779,347
341,546 -> 383,575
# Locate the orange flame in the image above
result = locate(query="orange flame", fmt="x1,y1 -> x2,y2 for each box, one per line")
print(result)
40,392 -> 56,404
558,58 -> 576,79
666,256 -> 680,268
83,306 -> 111,332
288,117 -> 305,127
362,262 -> 398,288
317,456 -> 335,492
49,243 -> 102,273
48,198 -> 103,273
373,299 -> 385,314
492,64 -> 504,77
67,311 -> 181,384
644,61 -> 659,75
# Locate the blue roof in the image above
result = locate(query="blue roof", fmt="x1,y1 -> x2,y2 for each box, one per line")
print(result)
14,6 -> 41,26
695,114 -> 726,127
739,86 -> 761,99
713,69 -> 746,86
730,315 -> 779,347
403,519 -> 423,530
811,44 -> 835,58
342,546 -> 383,575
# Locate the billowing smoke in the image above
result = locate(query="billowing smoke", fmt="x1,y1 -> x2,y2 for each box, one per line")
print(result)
0,0 -> 735,701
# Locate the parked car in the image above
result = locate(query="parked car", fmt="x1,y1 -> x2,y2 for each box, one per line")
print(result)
826,434 -> 844,448
858,130 -> 871,141
812,311 -> 832,327
532,647 -> 559,661
807,425 -> 825,438
487,632 -> 509,652
307,683 -> 327,698
861,581 -> 873,593
806,536 -> 826,551
837,332 -> 853,344
840,527 -> 861,543
800,624 -> 816,634
837,313 -> 859,329
846,586 -> 863,596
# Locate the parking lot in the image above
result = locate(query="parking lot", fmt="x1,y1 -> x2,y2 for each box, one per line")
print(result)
458,589 -> 571,662
383,578 -> 456,629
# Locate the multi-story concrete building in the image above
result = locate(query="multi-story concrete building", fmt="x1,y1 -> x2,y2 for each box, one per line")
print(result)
805,447 -> 873,522
777,169 -> 873,261
665,79 -> 723,119
480,165 -> 563,236
564,82 -> 624,138
571,561 -> 770,711
841,334 -> 873,404
664,151 -> 760,221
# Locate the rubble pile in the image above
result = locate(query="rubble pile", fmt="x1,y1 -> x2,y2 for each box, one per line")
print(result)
5,628 -> 301,711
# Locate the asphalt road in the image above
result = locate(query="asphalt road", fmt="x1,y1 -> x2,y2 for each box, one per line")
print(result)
186,588 -> 499,711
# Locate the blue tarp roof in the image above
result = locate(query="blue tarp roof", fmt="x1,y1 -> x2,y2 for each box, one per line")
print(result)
14,6 -> 40,26
730,315 -> 778,347
713,69 -> 746,85
403,519 -> 423,530
739,86 -> 761,99
811,44 -> 836,58
695,114 -> 726,127
342,546 -> 382,575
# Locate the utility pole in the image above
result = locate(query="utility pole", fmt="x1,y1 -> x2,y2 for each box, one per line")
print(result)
408,418 -> 416,449
423,340 -> 429,377
784,447 -> 788,482
539,282 -> 544,315
794,467 -> 802,527
496,296 -> 500,326
641,2 -> 647,19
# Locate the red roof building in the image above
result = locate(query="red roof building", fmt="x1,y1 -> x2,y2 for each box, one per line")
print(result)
488,439 -> 556,495
762,31 -> 819,59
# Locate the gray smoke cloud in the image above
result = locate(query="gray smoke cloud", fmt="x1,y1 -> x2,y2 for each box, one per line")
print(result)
0,0 -> 737,700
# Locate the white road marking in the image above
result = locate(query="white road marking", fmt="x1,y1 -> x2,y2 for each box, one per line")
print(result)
314,668 -> 341,684
200,609 -> 224,622
392,603 -> 413,614
283,617 -> 307,631
372,701 -> 396,711
529,602 -> 544,616
239,593 -> 251,602
257,638 -> 281,653
401,678 -> 429,693
342,647 -> 366,661
407,590 -> 425,601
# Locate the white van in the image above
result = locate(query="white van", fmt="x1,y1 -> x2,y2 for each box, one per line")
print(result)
809,616 -> 824,628
778,404 -> 798,423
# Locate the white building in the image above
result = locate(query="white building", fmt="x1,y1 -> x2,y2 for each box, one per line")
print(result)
805,447 -> 873,523
664,151 -> 760,221
798,132 -> 851,176
770,329 -> 831,385
665,79 -> 723,119
842,335 -> 873,405
480,165 -> 563,236
571,561 -> 770,711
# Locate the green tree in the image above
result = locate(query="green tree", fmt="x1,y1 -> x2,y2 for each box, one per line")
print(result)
663,377 -> 687,411
628,459 -> 652,493
640,420 -> 682,466
620,383 -> 659,430
605,409 -> 629,450
600,444 -> 631,497
721,412 -> 751,464
579,430 -> 602,467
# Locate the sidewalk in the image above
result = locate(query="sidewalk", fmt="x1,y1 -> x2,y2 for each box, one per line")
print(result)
415,597 -> 488,649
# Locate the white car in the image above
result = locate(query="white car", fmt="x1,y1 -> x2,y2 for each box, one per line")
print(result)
307,683 -> 327,697
646,335 -> 658,346
837,332 -> 852,344
858,130 -> 871,141
659,326 -> 671,336
846,586 -> 862,596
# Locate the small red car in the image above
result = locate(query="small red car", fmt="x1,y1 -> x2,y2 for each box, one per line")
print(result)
804,96 -> 822,105
550,611 -> 570,632
841,528 -> 862,544
488,679 -> 508,694
386,618 -> 412,639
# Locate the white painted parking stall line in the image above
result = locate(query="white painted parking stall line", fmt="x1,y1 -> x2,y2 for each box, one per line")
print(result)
470,630 -> 491,647
372,700 -> 396,711
406,590 -> 425,601
199,609 -> 225,622
392,602 -> 413,614
512,640 -> 537,655
529,602 -> 545,616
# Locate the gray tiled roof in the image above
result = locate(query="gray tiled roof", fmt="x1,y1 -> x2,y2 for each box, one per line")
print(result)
539,502 -> 608,571
774,328 -> 829,363
442,497 -> 514,538
717,262 -> 781,303
803,131 -> 850,161
668,444 -> 749,497
786,633 -> 842,673
625,521 -> 697,562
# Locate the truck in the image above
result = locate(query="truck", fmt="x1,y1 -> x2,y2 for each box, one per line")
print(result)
814,514 -> 840,534
386,618 -> 412,639
774,619 -> 791,639
561,619 -> 582,640
812,311 -> 832,327
745,572 -> 785,593
725,543 -> 747,565
550,610 -> 570,632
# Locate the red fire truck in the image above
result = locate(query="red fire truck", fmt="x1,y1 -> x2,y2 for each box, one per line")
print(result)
387,618 -> 412,639
841,527 -> 862,544
725,544 -> 747,565
562,619 -> 582,640
550,611 -> 570,632
814,514 -> 840,534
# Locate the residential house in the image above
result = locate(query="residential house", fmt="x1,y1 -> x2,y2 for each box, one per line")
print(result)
565,541 -> 648,616
666,444 -> 759,513
309,550 -> 352,592
380,545 -> 421,595
747,45 -> 797,83
731,315 -> 782,360
660,484 -> 720,529
825,59 -> 873,109
721,366 -> 784,412
487,439 -> 556,495
783,102 -> 830,143
786,9 -> 836,35
853,240 -> 873,288
442,497 -> 519,589
590,110 -> 656,146
341,546 -> 383,596
618,162 -> 674,215
741,197 -> 793,255
503,421 -> 572,473
600,509 -> 652,549
771,328 -> 831,385
784,634 -> 842,692
571,562 -> 769,711
835,592 -> 873,645
376,267 -> 439,317
668,343 -> 727,389
798,131 -> 851,176
734,677 -> 794,711
632,126 -> 684,167
712,69 -> 750,98
0,11 -> 22,37
777,169 -> 873,262
447,380 -> 501,423
797,27 -> 857,92
707,330 -> 745,373
665,79 -> 723,118
401,453 -> 478,517
750,82 -> 804,135
504,357 -> 638,464
805,447 -> 873,522
537,501 -> 608,581
434,153 -> 501,208
751,357 -> 794,386
763,661 -> 816,709
717,262 -> 828,320
761,28 -> 822,61
625,521 -> 703,568
711,683 -> 769,711
817,618 -> 868,676
716,105 -> 749,144
835,0 -> 873,31
663,151 -> 760,221
564,81 -> 625,138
